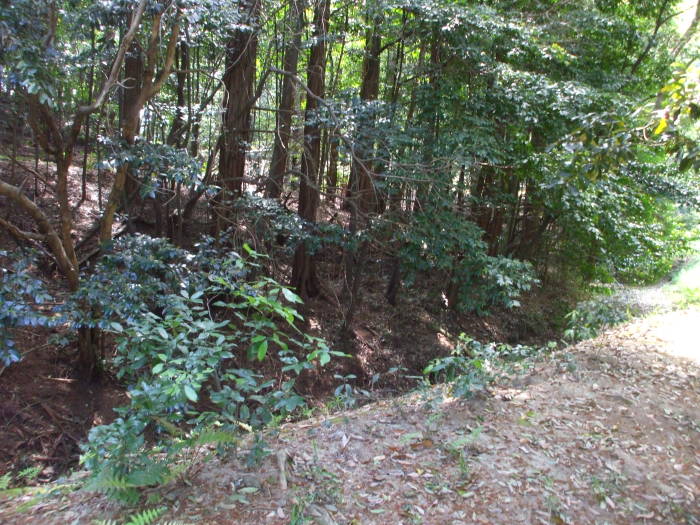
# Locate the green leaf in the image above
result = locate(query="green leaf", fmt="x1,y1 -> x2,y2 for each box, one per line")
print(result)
318,352 -> 330,366
653,118 -> 668,135
183,385 -> 198,402
281,288 -> 302,303
256,340 -> 268,361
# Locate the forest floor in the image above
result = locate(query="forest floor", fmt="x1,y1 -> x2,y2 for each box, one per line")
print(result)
0,147 -> 567,487
1,265 -> 699,524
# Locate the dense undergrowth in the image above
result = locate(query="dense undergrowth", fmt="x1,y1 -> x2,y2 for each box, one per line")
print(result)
2,0 -> 700,516
1,222 -> 698,507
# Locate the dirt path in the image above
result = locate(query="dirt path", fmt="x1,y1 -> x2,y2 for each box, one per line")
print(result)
2,308 -> 699,524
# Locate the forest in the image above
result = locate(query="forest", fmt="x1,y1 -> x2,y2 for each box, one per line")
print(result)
1,0 -> 700,521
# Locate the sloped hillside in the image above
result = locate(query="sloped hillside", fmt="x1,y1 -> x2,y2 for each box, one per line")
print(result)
2,306 -> 698,525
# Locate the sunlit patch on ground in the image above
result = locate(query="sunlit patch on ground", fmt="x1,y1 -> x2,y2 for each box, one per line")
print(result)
644,308 -> 700,364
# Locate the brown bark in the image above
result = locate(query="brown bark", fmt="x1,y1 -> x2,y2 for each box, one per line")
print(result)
1,0 -> 169,380
100,8 -> 181,243
388,47 -> 421,213
414,33 -> 441,213
345,14 -> 382,217
219,0 -> 261,199
0,179 -> 78,289
325,132 -> 339,204
358,17 -> 383,214
166,41 -> 189,148
265,0 -> 305,199
291,0 -> 330,299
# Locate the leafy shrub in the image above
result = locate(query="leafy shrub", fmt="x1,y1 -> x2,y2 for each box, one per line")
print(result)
423,334 -> 550,398
227,194 -> 352,257
563,295 -> 633,342
77,236 -> 339,499
0,251 -> 57,366
99,141 -> 204,199
399,210 -> 538,313
550,164 -> 697,286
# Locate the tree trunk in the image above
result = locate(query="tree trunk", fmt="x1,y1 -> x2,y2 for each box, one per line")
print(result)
265,0 -> 304,199
166,41 -> 189,148
345,14 -> 382,217
120,35 -> 145,207
291,0 -> 330,299
326,132 -> 339,204
219,0 -> 260,199
100,9 -> 181,242
77,325 -> 102,381
414,33 -> 442,213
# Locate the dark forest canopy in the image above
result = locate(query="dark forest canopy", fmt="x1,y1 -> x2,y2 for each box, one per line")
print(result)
1,0 -> 700,494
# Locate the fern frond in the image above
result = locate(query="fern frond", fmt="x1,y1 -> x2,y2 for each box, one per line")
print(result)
159,463 -> 187,485
0,472 -> 12,490
124,506 -> 166,525
86,472 -> 135,493
125,464 -> 169,488
85,471 -> 140,505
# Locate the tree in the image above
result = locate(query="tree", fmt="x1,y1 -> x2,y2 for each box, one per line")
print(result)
291,0 -> 330,299
0,0 -> 183,377
265,0 -> 306,200
218,0 -> 261,210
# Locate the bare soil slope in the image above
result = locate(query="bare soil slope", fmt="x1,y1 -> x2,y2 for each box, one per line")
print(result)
2,306 -> 699,525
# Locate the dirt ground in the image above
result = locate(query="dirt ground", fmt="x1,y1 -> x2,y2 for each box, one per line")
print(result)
1,300 -> 698,524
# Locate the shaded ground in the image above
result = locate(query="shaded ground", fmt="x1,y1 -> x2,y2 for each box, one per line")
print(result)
0,146 -> 567,486
1,299 -> 698,524
0,332 -> 128,481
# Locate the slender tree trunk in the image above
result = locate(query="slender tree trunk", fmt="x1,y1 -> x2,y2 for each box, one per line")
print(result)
326,132 -> 339,204
120,35 -> 145,202
414,34 -> 441,213
346,13 -> 383,220
167,41 -> 189,148
388,46 -> 420,213
100,9 -> 181,242
266,0 -> 305,199
630,0 -> 672,74
291,0 -> 330,299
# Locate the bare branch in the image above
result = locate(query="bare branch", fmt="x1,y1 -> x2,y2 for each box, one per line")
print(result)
0,179 -> 78,287
9,158 -> 56,193
149,9 -> 182,98
0,217 -> 46,242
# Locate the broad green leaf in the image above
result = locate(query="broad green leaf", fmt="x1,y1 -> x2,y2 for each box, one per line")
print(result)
282,288 -> 302,303
183,385 -> 198,402
256,340 -> 268,361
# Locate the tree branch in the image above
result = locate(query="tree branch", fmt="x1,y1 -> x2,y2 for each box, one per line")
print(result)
0,179 -> 78,287
76,0 -> 148,116
149,9 -> 182,98
0,217 -> 46,242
